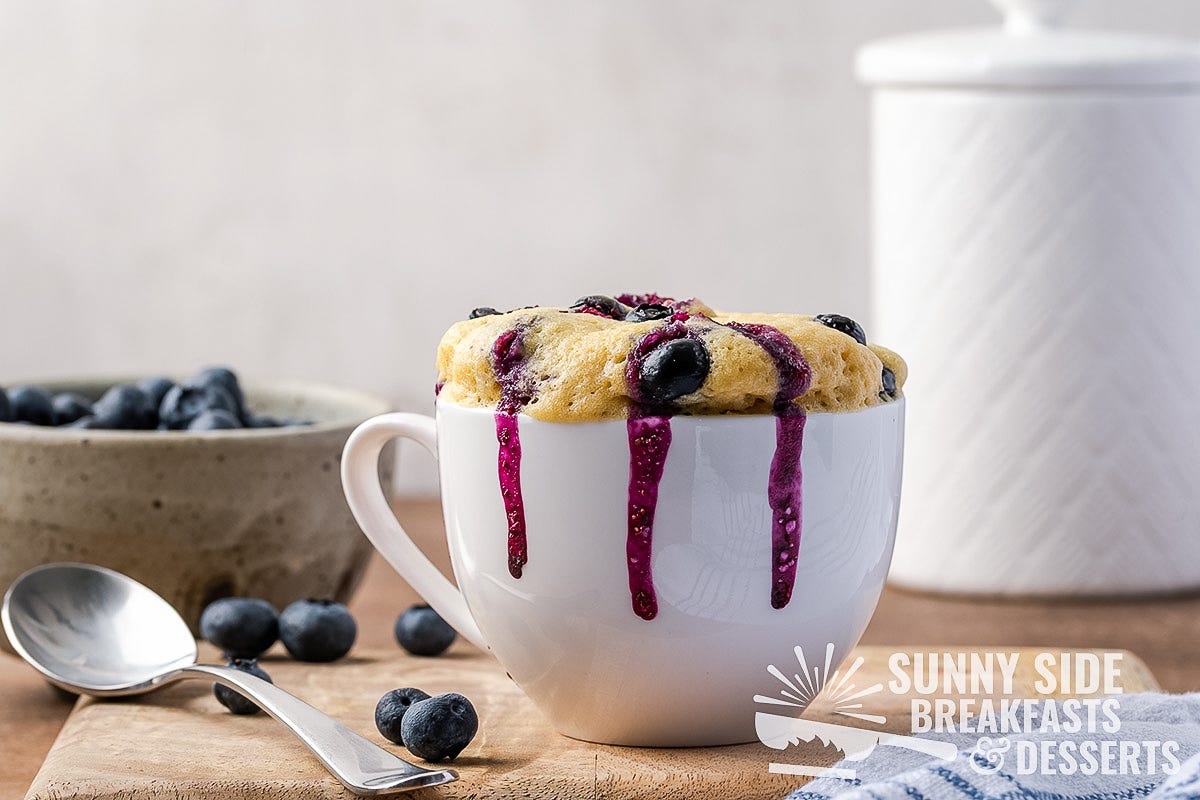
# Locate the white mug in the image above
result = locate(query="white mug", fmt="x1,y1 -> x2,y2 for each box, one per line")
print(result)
341,399 -> 905,746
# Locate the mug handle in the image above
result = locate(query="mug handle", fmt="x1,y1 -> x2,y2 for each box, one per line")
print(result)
341,413 -> 489,652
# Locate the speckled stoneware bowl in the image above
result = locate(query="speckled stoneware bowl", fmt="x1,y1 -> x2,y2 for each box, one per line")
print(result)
0,379 -> 392,654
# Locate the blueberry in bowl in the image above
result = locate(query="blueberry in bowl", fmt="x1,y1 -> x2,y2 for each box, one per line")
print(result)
7,386 -> 54,426
0,373 -> 392,655
50,393 -> 93,426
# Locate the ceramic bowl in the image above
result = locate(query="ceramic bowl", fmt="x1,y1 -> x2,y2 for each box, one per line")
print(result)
0,378 -> 391,654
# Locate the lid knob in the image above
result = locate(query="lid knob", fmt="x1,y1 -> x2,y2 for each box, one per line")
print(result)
989,0 -> 1077,33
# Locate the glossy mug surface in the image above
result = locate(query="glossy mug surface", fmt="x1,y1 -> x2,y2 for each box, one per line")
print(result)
341,399 -> 904,746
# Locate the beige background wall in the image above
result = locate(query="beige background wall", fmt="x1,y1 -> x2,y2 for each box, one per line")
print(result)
2,1 -> 1197,492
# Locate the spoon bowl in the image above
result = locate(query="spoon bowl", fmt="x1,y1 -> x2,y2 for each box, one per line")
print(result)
4,563 -> 197,694
2,563 -> 457,795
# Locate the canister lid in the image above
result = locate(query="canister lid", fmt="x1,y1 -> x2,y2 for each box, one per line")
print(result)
857,0 -> 1200,89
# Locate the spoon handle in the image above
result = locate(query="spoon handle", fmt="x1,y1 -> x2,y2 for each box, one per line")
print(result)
179,664 -> 457,796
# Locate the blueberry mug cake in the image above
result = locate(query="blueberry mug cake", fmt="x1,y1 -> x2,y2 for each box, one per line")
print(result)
436,294 -> 906,620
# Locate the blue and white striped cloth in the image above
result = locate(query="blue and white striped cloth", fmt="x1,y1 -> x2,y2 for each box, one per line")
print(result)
787,694 -> 1200,800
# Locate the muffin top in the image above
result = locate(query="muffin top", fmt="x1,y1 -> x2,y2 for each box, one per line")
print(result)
436,293 -> 906,422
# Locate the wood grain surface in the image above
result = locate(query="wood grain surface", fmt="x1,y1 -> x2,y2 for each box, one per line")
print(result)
5,499 -> 1198,799
23,643 -> 1159,800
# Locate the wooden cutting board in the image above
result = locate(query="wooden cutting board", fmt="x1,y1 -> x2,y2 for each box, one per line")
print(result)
23,644 -> 1160,800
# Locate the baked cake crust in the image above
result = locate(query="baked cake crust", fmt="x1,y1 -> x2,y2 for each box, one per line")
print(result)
436,298 -> 906,422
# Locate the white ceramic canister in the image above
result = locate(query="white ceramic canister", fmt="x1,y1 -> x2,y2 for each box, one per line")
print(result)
858,0 -> 1200,594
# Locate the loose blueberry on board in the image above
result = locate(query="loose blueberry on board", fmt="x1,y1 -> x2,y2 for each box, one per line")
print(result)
200,597 -> 280,658
92,385 -> 158,430
400,693 -> 479,762
159,383 -> 239,430
0,387 -> 10,422
278,599 -> 357,662
638,339 -> 711,406
51,393 -> 93,426
213,657 -> 272,715
394,605 -> 457,657
570,295 -> 629,320
375,687 -> 432,745
624,303 -> 673,323
188,409 -> 241,430
136,376 -> 176,409
189,367 -> 246,421
469,307 -> 500,319
813,314 -> 867,346
881,366 -> 897,400
8,386 -> 55,426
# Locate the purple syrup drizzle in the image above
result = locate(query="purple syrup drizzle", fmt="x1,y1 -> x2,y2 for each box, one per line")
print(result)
626,414 -> 672,621
491,326 -> 533,578
725,322 -> 813,609
620,318 -> 699,620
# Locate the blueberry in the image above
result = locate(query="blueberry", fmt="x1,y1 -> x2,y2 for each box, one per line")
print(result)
881,366 -> 897,400
213,657 -> 272,715
200,597 -> 279,658
8,386 -> 54,425
394,605 -> 457,657
400,693 -> 479,762
469,307 -> 500,319
189,367 -> 245,419
570,295 -> 629,320
0,388 -> 9,422
814,314 -> 867,346
278,599 -> 356,662
65,416 -> 104,429
245,413 -> 284,428
375,687 -> 432,745
92,385 -> 158,430
188,409 -> 241,430
136,376 -> 176,409
159,383 -> 238,430
638,339 -> 710,405
624,303 -> 673,323
51,393 -> 93,426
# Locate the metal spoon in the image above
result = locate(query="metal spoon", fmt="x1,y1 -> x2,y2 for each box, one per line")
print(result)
1,563 -> 457,796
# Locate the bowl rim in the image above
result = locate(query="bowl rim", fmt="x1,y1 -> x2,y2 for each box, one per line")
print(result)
0,376 -> 393,440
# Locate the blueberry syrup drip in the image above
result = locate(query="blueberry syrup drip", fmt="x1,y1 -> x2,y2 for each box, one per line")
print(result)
724,322 -> 813,609
434,380 -> 444,396
495,413 -> 527,578
620,318 -> 700,620
491,326 -> 533,578
767,409 -> 806,608
626,414 -> 672,620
